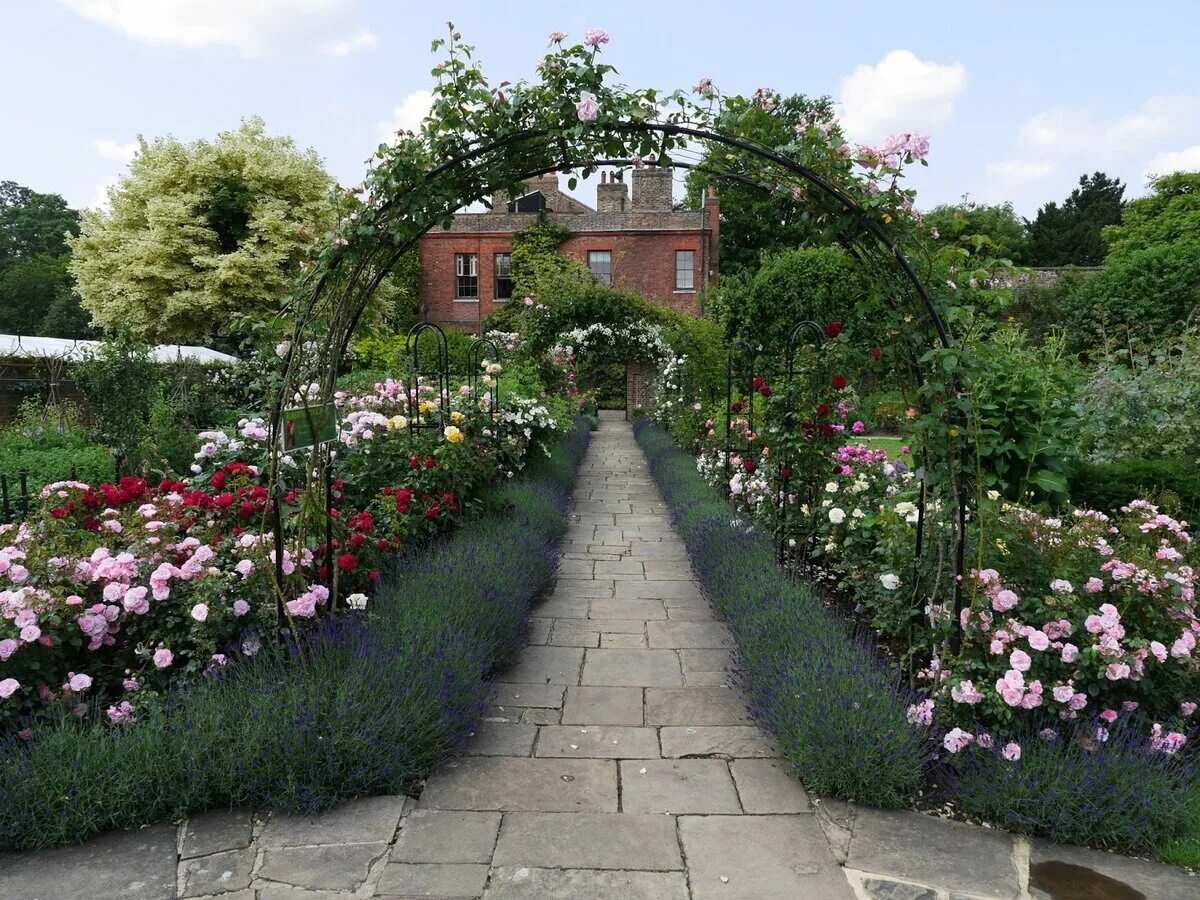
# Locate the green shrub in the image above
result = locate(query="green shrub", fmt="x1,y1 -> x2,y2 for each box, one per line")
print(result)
1069,458 -> 1200,521
0,402 -> 114,494
353,329 -> 480,375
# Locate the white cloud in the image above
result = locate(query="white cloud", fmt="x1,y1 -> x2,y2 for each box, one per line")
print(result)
59,0 -> 377,59
839,50 -> 967,144
378,90 -> 434,143
1016,94 -> 1200,157
93,138 -> 138,163
319,28 -> 377,59
1142,144 -> 1200,181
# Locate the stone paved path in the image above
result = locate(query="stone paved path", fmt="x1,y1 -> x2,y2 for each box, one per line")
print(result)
1,413 -> 1196,899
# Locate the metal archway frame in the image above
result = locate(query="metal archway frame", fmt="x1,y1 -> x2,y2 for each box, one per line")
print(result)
270,119 -> 970,644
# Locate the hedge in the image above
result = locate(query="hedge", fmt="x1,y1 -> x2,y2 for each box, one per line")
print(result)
633,418 -> 926,807
1069,457 -> 1200,523
0,416 -> 593,850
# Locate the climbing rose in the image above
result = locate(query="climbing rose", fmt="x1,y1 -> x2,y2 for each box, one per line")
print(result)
576,93 -> 599,122
67,673 -> 93,692
191,603 -> 209,622
0,678 -> 19,699
153,648 -> 174,668
824,321 -> 841,338
583,28 -> 609,47
943,728 -> 974,753
832,375 -> 847,390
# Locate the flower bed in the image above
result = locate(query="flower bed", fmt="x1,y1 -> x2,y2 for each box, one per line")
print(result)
633,418 -> 926,807
0,416 -> 593,851
0,373 -> 568,735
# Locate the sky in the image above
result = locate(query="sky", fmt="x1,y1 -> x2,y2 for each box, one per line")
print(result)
2,0 -> 1198,218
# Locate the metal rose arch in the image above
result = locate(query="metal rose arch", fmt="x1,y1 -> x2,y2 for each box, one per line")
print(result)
267,25 -> 972,643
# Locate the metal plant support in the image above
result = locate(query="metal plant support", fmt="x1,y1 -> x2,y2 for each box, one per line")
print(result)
466,336 -> 502,449
774,314 -> 826,567
406,322 -> 452,438
723,340 -> 759,489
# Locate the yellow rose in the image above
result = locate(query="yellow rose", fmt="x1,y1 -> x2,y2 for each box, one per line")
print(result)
450,411 -> 465,424
419,400 -> 437,414
444,425 -> 464,444
387,415 -> 408,431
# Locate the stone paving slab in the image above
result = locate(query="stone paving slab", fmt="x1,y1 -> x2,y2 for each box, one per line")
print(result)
581,648 -> 683,686
490,683 -> 564,709
536,724 -> 661,758
494,645 -> 583,685
1028,838 -> 1199,899
845,808 -> 1020,899
259,795 -> 406,848
391,809 -> 502,864
419,757 -> 618,812
590,596 -> 668,619
645,686 -> 751,725
616,579 -> 707,599
492,812 -> 683,870
619,759 -> 742,814
660,725 -> 779,758
731,758 -> 813,813
0,824 -> 179,900
258,842 -> 388,892
464,722 -> 538,756
562,685 -> 644,725
375,861 -> 490,897
180,847 -> 255,898
484,866 -> 690,899
647,619 -> 733,648
680,815 -> 856,899
181,808 -> 254,859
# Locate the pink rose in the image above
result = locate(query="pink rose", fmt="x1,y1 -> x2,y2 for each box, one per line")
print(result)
1027,630 -> 1050,651
1061,643 -> 1079,663
67,673 -> 93,692
1181,701 -> 1197,717
1149,641 -> 1167,662
583,28 -> 609,47
942,728 -> 973,753
576,93 -> 599,122
1105,662 -> 1130,681
0,678 -> 19,699
153,647 -> 173,669
191,603 -> 209,623
993,589 -> 1019,612
0,639 -> 17,661
1010,649 -> 1032,672
233,599 -> 251,617
1002,742 -> 1021,761
1052,684 -> 1074,703
1069,692 -> 1088,711
1085,577 -> 1103,593
1100,708 -> 1118,724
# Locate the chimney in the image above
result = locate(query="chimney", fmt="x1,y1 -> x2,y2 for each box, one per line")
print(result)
631,164 -> 672,211
490,188 -> 510,214
703,184 -> 720,287
523,173 -> 561,210
596,169 -> 628,213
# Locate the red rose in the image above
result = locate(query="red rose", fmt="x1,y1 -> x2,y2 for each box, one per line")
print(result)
815,404 -> 830,417
238,501 -> 255,519
824,321 -> 841,339
424,457 -> 436,470
820,424 -> 835,437
832,375 -> 848,390
753,376 -> 766,391
425,503 -> 442,520
338,552 -> 358,573
350,534 -> 365,549
759,386 -> 772,398
210,472 -> 226,490
870,347 -> 882,361
395,489 -> 413,515
214,493 -> 235,509
780,468 -> 792,480
744,461 -> 757,474
409,456 -> 420,470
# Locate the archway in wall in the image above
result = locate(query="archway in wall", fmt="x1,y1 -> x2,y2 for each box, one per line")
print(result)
269,27 -> 971,632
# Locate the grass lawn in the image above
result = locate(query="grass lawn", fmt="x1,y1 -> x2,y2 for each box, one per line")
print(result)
859,435 -> 907,459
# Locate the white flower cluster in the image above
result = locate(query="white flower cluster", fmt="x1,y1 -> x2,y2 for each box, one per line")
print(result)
551,320 -> 671,364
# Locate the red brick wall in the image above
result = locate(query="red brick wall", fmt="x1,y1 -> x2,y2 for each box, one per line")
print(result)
418,228 -> 714,329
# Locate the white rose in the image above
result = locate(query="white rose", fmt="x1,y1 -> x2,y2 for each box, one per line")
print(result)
880,573 -> 901,590
825,481 -> 839,493
828,507 -> 846,524
987,490 -> 1001,501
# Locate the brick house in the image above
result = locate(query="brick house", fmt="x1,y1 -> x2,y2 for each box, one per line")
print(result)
417,167 -> 719,331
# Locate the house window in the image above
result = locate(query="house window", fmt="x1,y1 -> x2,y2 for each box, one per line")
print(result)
675,250 -> 695,291
494,252 -> 513,300
588,250 -> 612,285
455,253 -> 478,299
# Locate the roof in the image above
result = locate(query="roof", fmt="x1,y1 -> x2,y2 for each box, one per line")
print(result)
0,335 -> 238,365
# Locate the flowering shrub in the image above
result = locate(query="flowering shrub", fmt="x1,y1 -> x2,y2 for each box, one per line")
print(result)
0,369 -> 567,734
921,500 -> 1199,761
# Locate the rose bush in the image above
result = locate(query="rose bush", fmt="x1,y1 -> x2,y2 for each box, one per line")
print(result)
0,366 -> 567,734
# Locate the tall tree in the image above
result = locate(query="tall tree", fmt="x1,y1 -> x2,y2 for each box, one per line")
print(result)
0,181 -> 81,335
68,117 -> 336,344
683,93 -> 842,275
924,200 -> 1030,264
1026,172 -> 1125,266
